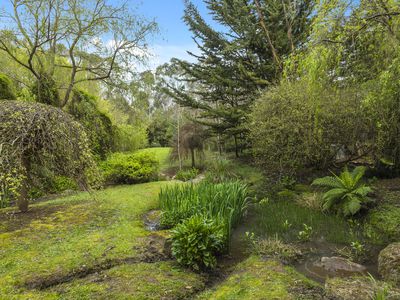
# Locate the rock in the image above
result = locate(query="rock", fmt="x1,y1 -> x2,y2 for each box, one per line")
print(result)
379,242 -> 400,286
325,276 -> 400,300
314,256 -> 367,276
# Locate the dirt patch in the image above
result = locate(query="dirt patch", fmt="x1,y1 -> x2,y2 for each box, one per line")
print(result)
0,205 -> 64,233
134,233 -> 172,262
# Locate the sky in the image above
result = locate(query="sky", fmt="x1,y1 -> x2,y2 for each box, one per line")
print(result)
132,0 -> 209,68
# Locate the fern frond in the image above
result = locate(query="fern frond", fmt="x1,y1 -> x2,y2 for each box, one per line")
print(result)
343,196 -> 361,216
312,176 -> 344,189
340,167 -> 354,189
352,186 -> 372,197
351,166 -> 366,187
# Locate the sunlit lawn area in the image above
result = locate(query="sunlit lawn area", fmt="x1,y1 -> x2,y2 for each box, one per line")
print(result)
0,181 -> 205,299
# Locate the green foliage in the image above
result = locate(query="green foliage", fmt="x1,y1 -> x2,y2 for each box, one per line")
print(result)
113,124 -> 148,153
175,168 -> 199,181
31,73 -> 60,106
297,224 -> 313,242
0,73 -> 16,100
160,181 -> 249,235
171,215 -> 225,270
147,110 -> 174,147
205,158 -> 238,183
68,90 -> 114,158
159,181 -> 249,264
365,205 -> 400,245
51,176 -> 78,193
101,152 -> 159,185
0,101 -> 98,211
365,57 -> 400,173
312,167 -> 372,216
250,80 -> 370,177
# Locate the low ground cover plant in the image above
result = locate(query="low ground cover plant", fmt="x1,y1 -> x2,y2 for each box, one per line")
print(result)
101,152 -> 159,184
312,166 -> 372,217
171,214 -> 225,270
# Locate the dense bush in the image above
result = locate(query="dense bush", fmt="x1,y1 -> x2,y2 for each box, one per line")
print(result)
31,73 -> 60,106
171,215 -> 225,270
113,124 -> 148,153
249,79 -> 371,177
68,90 -> 114,158
365,59 -> 400,174
312,166 -> 372,217
0,73 -> 16,100
175,168 -> 199,181
101,152 -> 159,184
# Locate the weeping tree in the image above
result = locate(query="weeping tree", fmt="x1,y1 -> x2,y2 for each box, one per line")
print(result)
0,101 -> 98,212
171,123 -> 205,168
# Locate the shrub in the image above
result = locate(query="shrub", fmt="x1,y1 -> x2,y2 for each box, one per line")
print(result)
312,166 -> 372,217
0,73 -> 16,100
249,79 -> 371,177
171,215 -> 225,270
101,152 -> 159,184
175,168 -> 199,181
68,90 -> 114,159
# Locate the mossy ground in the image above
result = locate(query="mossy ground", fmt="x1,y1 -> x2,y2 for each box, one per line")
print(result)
0,181 -> 205,299
196,256 -> 323,300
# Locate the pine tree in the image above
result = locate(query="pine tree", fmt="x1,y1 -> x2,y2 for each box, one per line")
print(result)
164,0 -> 314,156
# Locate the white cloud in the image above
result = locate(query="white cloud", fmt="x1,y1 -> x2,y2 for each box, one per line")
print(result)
145,43 -> 200,69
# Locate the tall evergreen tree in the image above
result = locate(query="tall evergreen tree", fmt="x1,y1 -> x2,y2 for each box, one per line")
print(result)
164,0 -> 314,156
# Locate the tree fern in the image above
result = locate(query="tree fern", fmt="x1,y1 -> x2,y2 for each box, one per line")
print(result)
312,166 -> 372,217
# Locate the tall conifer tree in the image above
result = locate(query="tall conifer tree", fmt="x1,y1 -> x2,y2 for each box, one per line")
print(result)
165,0 -> 314,156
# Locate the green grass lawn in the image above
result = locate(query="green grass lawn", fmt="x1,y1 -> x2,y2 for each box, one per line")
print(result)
0,181 -> 205,299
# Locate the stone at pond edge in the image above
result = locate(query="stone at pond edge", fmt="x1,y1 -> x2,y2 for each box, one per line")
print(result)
379,242 -> 400,287
314,256 -> 367,275
325,276 -> 400,300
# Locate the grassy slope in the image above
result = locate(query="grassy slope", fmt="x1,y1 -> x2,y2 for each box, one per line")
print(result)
0,181 -> 205,299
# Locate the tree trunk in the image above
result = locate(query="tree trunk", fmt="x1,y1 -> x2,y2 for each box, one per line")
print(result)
234,135 -> 239,158
191,148 -> 195,168
17,154 -> 30,212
